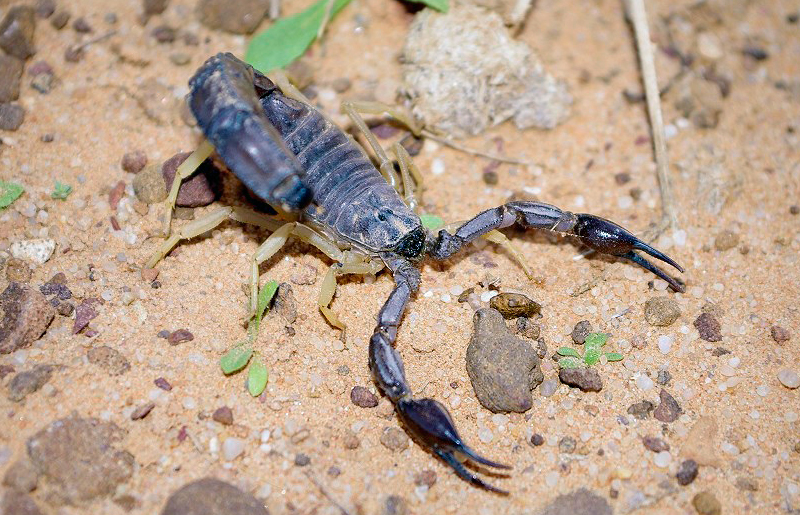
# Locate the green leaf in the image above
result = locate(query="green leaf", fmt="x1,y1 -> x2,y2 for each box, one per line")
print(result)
420,214 -> 444,231
0,180 -> 24,209
558,357 -> 581,369
220,345 -> 253,375
406,0 -> 449,12
557,347 -> 582,358
583,349 -> 601,366
51,181 -> 72,200
245,0 -> 354,73
247,357 -> 269,396
605,352 -> 624,362
256,280 -> 279,324
584,332 -> 608,352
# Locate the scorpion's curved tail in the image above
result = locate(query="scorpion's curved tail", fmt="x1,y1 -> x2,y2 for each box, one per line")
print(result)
369,256 -> 511,494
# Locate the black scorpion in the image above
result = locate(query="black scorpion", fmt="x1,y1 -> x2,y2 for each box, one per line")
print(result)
147,53 -> 685,493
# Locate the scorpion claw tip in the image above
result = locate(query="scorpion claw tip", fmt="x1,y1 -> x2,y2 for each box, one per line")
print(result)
436,449 -> 510,494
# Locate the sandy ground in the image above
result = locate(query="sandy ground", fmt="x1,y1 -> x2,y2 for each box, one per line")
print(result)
0,0 -> 799,513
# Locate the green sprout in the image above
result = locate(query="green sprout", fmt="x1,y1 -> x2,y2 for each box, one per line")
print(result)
0,180 -> 24,209
219,280 -> 278,396
557,333 -> 623,369
51,181 -> 72,200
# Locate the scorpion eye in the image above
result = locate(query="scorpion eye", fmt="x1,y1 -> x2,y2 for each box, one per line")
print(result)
377,211 -> 388,222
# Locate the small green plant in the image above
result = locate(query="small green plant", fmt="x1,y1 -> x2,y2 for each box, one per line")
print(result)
420,213 -> 444,231
557,333 -> 623,369
0,180 -> 24,209
219,280 -> 279,396
51,181 -> 72,200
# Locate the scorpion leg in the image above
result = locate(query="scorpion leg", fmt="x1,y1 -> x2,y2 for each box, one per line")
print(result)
428,201 -> 685,291
319,256 -> 384,335
159,140 -> 215,237
370,256 -> 510,493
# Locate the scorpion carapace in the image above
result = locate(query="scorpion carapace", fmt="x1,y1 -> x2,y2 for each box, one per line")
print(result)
149,52 -> 685,493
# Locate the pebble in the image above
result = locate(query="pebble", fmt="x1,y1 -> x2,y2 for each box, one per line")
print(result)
72,17 -> 92,33
0,490 -> 43,515
676,459 -> 698,485
294,453 -> 310,467
653,450 -> 672,468
380,427 -> 409,451
714,230 -> 739,251
627,400 -> 654,420
692,491 -> 721,515
35,0 -> 56,19
27,417 -> 135,503
657,335 -> 673,354
2,456 -> 39,492
653,389 -> 681,422
415,469 -> 436,487
466,308 -> 543,412
489,292 -> 541,319
272,282 -> 296,323
0,102 -> 25,130
162,478 -> 267,515
777,369 -> 800,389
331,77 -> 351,93
132,164 -> 168,204
342,430 -> 360,449
5,257 -> 31,282
682,417 -> 720,467
0,6 -> 36,60
540,378 -> 558,397
7,364 -> 54,402
10,239 -> 55,265
538,488 -> 612,515
382,495 -> 408,515
196,0 -> 271,34
530,433 -> 545,446
770,325 -> 790,344
558,436 -> 576,453
0,53 -> 22,102
558,367 -> 603,392
130,402 -> 155,420
694,312 -> 722,342
657,370 -> 672,385
152,25 -> 176,43
87,346 -> 131,376
121,150 -> 147,174
162,152 -> 220,207
571,320 -> 592,344
0,364 -> 14,379
167,329 -> 194,345
644,297 -> 681,326
50,10 -> 69,29
0,282 -> 55,354
72,299 -> 99,334
212,406 -> 233,425
350,386 -> 378,408
222,437 -> 245,461
143,0 -> 169,18
642,436 -> 670,452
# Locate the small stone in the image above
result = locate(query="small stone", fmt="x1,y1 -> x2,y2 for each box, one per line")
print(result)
514,316 -> 540,340
682,417 -> 720,467
167,329 -> 193,345
742,46 -> 768,61
56,301 -> 74,317
350,386 -> 378,408
539,488 -> 612,515
141,267 -> 159,283
489,292 -> 541,318
5,257 -> 31,282
221,437 -> 245,461
657,370 -> 672,385
770,325 -> 790,344
694,312 -> 722,342
692,491 -> 721,515
108,180 -> 126,211
273,283 -> 296,323
331,77 -> 351,93
294,453 -> 310,467
27,417 -> 134,503
130,402 -> 155,420
467,308 -> 543,412
72,299 -> 98,334
0,6 -> 36,60
121,150 -> 147,174
0,490 -> 43,515
415,469 -> 436,487
0,282 -> 55,354
154,377 -> 172,390
169,52 -> 190,66
482,169 -> 499,185
791,205 -> 800,215
654,389 -> 681,422
380,427 -> 409,451
676,459 -> 698,485
10,238 -> 55,264
151,25 -> 175,43
644,297 -> 681,326
133,164 -> 168,204
540,378 -> 558,397
72,16 -> 92,33
382,495 -> 408,515
777,369 -> 800,389
212,406 -> 233,425
558,436 -> 576,453
196,0 -> 271,34
327,466 -> 341,477
143,0 -> 169,17
7,364 -> 53,402
64,46 -> 83,63
0,364 -> 14,379
571,320 -> 592,344
735,476 -> 758,492
162,478 -> 267,515
627,400 -> 654,420
0,103 -> 25,130
714,230 -> 739,251
0,53 -> 23,102
161,152 -> 220,207
342,430 -> 360,449
30,71 -> 54,94
2,457 -> 39,492
530,433 -> 545,446
558,367 -> 603,392
87,346 -> 130,376
50,10 -> 70,30
35,0 -> 56,19
642,436 -> 670,452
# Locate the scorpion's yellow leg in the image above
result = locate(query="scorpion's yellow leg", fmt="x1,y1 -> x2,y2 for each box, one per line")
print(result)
318,255 -> 384,336
159,139 -> 215,238
392,142 -> 424,211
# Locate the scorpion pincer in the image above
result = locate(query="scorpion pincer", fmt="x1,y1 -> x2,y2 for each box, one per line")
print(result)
148,52 -> 685,493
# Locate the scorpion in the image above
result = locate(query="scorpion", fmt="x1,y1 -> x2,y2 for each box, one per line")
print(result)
146,53 -> 685,493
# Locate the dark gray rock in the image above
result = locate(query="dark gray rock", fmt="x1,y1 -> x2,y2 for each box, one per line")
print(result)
196,0 -> 270,34
571,320 -> 592,344
627,400 -> 654,420
0,6 -> 36,60
0,54 -> 22,102
539,488 -> 612,515
653,389 -> 681,422
676,459 -> 698,485
161,477 -> 268,515
383,495 -> 408,515
273,282 -> 296,324
26,417 -> 135,504
466,308 -> 543,412
558,367 -> 603,392
7,364 -> 54,402
0,103 -> 25,131
0,282 -> 55,354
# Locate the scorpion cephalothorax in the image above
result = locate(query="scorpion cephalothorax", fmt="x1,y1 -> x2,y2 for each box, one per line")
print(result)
147,53 -> 684,493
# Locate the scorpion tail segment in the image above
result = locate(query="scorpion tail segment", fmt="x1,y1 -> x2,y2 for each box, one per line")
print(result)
573,214 -> 685,290
435,449 -> 510,495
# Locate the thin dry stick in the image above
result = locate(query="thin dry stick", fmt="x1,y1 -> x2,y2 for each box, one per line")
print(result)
303,471 -> 354,515
421,130 -> 531,166
627,0 -> 678,235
